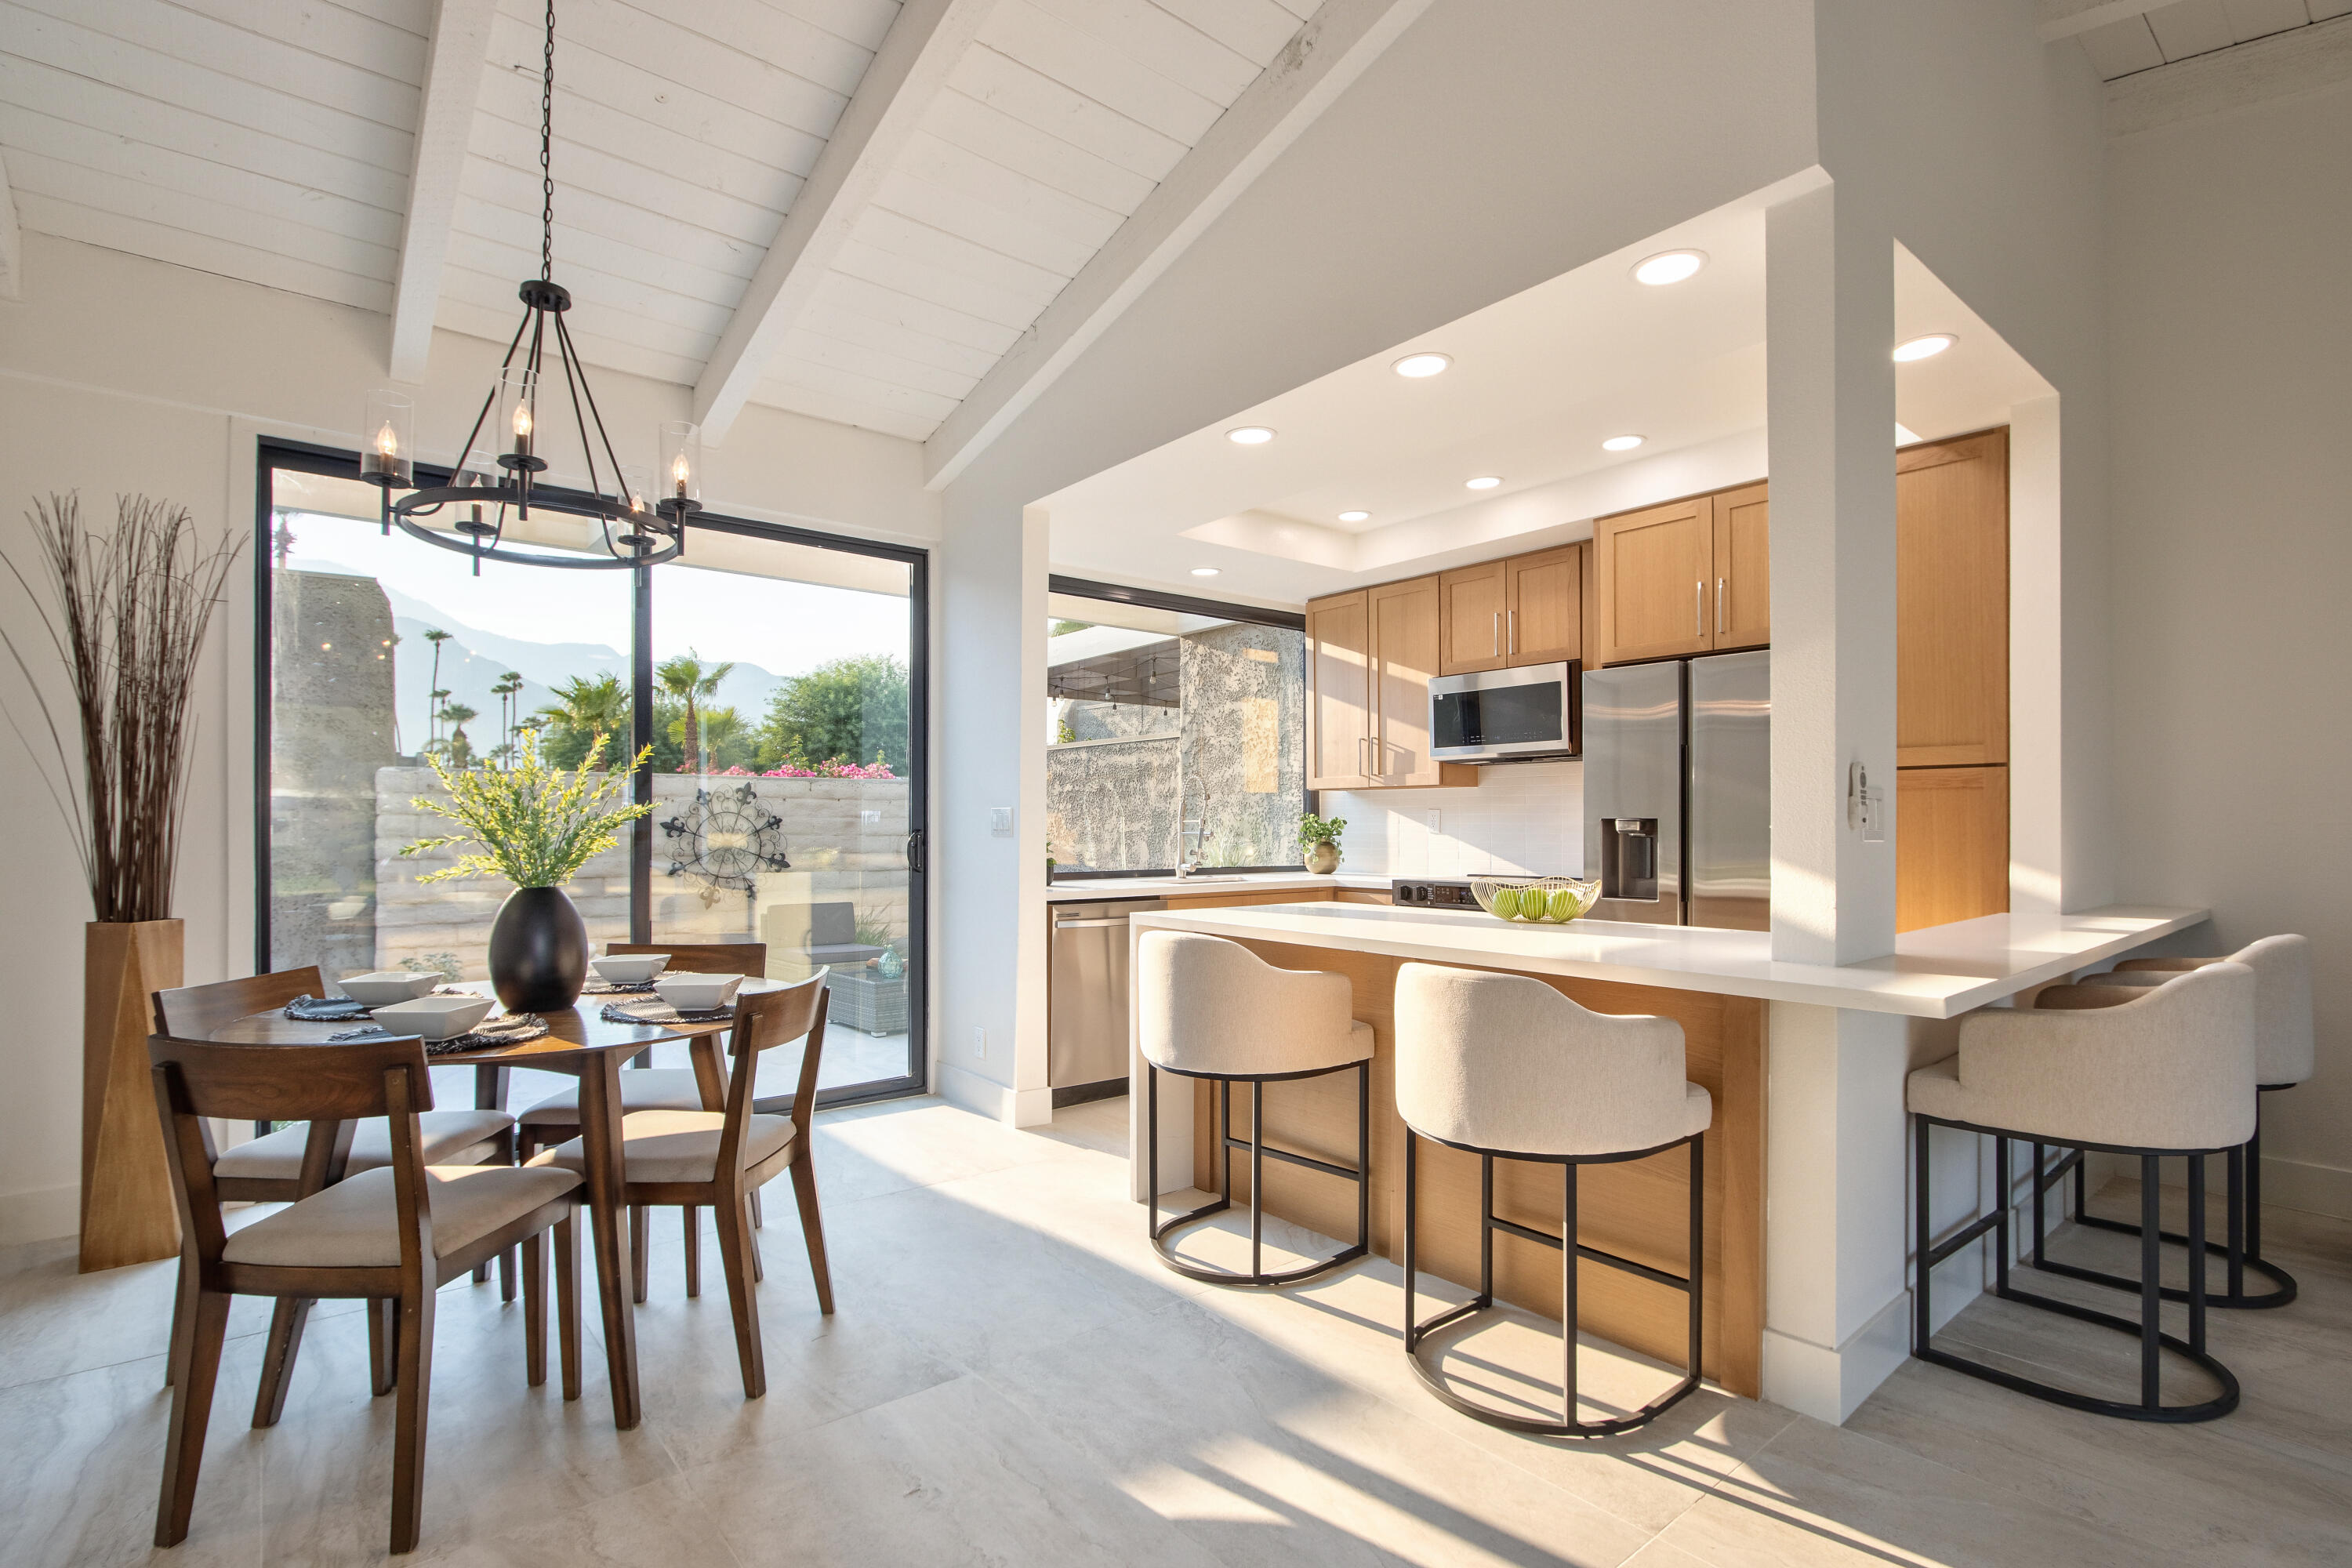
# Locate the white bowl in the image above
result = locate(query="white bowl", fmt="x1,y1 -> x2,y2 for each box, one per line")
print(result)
371,994 -> 495,1041
590,953 -> 670,984
339,971 -> 441,1007
653,973 -> 743,1012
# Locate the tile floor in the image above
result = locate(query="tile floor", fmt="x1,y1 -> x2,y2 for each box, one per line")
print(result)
2,1094 -> 2347,1566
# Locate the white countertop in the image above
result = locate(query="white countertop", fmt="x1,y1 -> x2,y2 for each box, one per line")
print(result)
1046,872 -> 1393,903
1125,902 -> 2209,1018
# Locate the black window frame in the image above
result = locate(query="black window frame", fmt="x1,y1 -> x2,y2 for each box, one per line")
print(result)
255,437 -> 931,1109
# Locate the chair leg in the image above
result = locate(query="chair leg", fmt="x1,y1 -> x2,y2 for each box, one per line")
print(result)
252,1296 -> 313,1428
164,1250 -> 196,1388
750,1187 -> 764,1229
747,1193 -> 764,1283
367,1298 -> 396,1397
555,1211 -> 582,1402
1562,1160 -> 1580,1425
389,1283 -> 436,1556
712,1187 -> 767,1399
2141,1155 -> 2163,1410
630,1204 -> 649,1305
499,1245 -> 517,1304
790,1156 -> 834,1314
682,1206 -> 701,1298
153,1287 -> 231,1548
524,1227 -> 547,1388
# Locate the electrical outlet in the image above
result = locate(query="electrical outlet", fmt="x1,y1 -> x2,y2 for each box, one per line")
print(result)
989,806 -> 1015,837
1425,810 -> 1443,834
972,1024 -> 987,1060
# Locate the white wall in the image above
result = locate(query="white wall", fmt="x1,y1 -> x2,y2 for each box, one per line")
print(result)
0,234 -> 938,1243
1319,761 -> 1583,880
2106,82 -> 2352,1216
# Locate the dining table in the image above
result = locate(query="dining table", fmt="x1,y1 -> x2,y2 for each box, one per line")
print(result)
207,977 -> 782,1430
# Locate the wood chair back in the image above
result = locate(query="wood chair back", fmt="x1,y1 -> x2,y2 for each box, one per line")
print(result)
717,973 -> 831,1174
153,966 -> 325,1037
147,1033 -> 438,1275
608,942 -> 767,975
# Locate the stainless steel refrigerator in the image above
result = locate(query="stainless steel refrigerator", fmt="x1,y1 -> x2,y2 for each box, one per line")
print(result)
1581,650 -> 1769,931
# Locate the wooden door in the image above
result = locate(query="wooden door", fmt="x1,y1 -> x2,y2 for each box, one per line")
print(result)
1896,764 -> 2009,932
1437,561 -> 1508,675
1594,495 -> 1714,664
1305,591 -> 1372,789
1711,484 -> 1770,650
1369,576 -> 1454,787
1504,544 -> 1582,667
1898,430 -> 2009,766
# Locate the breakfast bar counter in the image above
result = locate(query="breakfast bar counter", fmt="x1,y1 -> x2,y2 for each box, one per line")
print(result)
1123,901 -> 2206,1411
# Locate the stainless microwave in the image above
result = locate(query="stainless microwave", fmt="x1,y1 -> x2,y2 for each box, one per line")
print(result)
1429,661 -> 1581,763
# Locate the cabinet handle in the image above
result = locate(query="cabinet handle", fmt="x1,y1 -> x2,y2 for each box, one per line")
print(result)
1717,576 -> 1726,634
1490,612 -> 1498,658
1508,608 -> 1516,655
1694,581 -> 1703,636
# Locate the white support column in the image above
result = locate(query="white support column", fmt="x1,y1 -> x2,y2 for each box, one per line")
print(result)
2008,395 -> 2065,914
936,491 -> 1052,1124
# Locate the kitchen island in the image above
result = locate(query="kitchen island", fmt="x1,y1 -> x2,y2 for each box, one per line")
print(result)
1124,901 -> 2207,1416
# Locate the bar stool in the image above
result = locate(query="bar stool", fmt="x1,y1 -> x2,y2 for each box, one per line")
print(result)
1137,931 -> 1372,1287
1907,961 -> 2256,1422
1392,963 -> 1711,1437
2029,935 -> 2312,1309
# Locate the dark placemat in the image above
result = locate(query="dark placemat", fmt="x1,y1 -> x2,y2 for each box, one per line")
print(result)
326,1014 -> 550,1057
599,996 -> 731,1026
580,978 -> 658,995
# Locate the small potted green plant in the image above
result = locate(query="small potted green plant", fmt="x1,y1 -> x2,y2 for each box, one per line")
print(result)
401,729 -> 652,1011
1298,811 -> 1346,875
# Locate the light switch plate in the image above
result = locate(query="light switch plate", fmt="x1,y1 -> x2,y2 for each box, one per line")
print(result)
1425,810 -> 1443,834
989,806 -> 1014,836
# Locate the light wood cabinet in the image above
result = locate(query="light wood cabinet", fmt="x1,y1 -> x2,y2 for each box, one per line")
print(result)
1437,561 -> 1507,674
1896,765 -> 2009,932
1897,430 -> 2008,767
1307,579 -> 1477,792
1505,544 -> 1583,666
1711,483 -> 1770,650
1594,495 -> 1713,664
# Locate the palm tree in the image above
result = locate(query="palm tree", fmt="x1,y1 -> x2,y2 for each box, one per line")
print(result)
696,705 -> 746,770
655,650 -> 734,774
492,670 -> 525,762
534,673 -> 630,768
438,702 -> 478,768
421,629 -> 453,751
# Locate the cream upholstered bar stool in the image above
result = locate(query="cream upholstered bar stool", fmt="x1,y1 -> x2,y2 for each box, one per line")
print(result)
2028,934 -> 2314,1309
1393,963 -> 1711,1437
1907,962 -> 2256,1421
1138,931 -> 1373,1287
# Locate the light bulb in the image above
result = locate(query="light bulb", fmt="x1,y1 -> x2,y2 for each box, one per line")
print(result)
513,402 -> 532,437
376,422 -> 399,459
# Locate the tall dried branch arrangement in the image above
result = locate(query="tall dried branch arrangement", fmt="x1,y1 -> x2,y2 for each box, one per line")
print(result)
0,495 -> 248,924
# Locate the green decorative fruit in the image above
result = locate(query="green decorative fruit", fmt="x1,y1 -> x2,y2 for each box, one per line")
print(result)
1549,887 -> 1584,921
1490,887 -> 1521,920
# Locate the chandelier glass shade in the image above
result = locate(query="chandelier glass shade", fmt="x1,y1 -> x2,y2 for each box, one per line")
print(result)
360,1 -> 699,573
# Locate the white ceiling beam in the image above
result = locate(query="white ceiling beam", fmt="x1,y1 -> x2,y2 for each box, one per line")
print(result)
2039,1 -> 2170,42
0,151 -> 20,301
922,0 -> 1436,490
387,0 -> 499,383
693,0 -> 997,443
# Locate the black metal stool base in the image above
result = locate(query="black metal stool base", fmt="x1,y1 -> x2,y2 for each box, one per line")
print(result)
1915,1116 -> 2241,1424
1145,1058 -> 1370,1290
1403,1127 -> 1704,1439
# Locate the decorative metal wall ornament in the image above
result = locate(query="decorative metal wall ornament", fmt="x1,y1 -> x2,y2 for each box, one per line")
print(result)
661,782 -> 792,893
360,0 -> 701,575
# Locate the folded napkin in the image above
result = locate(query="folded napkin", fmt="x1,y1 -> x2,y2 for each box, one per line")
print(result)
325,1013 -> 550,1057
600,997 -> 730,1026
285,995 -> 372,1022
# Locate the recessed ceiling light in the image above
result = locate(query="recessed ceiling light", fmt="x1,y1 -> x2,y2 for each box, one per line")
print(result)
1392,352 -> 1451,379
1893,334 -> 1955,362
1465,475 -> 1502,491
1225,425 -> 1276,445
1190,566 -> 1220,577
1632,249 -> 1707,286
1338,510 -> 1371,523
1601,434 -> 1646,452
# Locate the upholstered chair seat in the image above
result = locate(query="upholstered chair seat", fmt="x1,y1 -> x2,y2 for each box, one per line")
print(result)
223,1164 -> 581,1269
517,1069 -> 709,1123
534,1109 -> 796,1185
1138,931 -> 1373,1079
213,1110 -> 514,1182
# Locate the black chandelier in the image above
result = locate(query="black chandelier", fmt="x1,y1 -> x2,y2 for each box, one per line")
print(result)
358,0 -> 698,572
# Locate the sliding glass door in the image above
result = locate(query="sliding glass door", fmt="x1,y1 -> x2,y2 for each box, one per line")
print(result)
258,445 -> 927,1105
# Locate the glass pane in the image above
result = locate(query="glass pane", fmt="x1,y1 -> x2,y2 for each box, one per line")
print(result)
1044,595 -> 1305,873
645,529 -> 916,1099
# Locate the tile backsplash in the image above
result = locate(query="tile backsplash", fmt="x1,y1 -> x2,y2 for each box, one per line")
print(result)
1319,760 -> 1583,880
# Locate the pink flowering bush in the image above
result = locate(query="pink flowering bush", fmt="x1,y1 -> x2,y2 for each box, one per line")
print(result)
715,759 -> 896,780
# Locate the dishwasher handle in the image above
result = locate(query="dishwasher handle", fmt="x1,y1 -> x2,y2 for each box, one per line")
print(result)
1053,916 -> 1133,929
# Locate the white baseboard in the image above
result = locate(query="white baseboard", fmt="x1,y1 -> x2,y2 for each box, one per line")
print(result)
1762,1290 -> 1912,1425
2262,1154 -> 2352,1221
0,1183 -> 79,1247
937,1063 -> 1010,1120
1009,1086 -> 1054,1127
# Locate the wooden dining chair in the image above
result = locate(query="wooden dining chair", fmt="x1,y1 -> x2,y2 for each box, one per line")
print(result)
151,970 -> 519,1404
533,972 -> 833,1398
149,1032 -> 583,1555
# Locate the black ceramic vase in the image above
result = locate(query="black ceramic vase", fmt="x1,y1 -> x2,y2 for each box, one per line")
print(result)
487,884 -> 588,1012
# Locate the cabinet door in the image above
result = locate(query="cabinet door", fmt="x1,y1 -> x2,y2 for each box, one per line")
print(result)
1370,576 -> 1448,786
1305,591 -> 1372,789
1711,484 -> 1770,650
1504,544 -> 1582,667
1594,495 -> 1714,664
1437,561 -> 1508,675
1896,764 -> 2009,933
1897,430 -> 2008,766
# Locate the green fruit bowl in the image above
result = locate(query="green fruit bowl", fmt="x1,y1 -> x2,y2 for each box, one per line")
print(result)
1468,875 -> 1602,925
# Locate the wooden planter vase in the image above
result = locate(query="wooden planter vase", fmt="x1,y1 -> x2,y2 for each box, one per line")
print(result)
82,918 -> 183,1272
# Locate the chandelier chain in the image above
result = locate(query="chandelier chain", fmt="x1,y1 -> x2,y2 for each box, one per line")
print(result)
539,0 -> 555,281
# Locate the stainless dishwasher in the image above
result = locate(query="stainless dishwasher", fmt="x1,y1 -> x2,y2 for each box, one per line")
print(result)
1048,899 -> 1163,1102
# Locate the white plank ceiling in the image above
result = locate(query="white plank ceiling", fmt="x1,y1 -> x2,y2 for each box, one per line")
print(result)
2071,0 -> 2351,79
1,0 -> 1323,443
